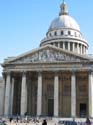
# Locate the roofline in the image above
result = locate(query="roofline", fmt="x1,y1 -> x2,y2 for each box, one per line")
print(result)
3,44 -> 90,65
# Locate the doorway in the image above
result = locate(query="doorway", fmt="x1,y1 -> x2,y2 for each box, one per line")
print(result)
80,103 -> 87,117
48,99 -> 54,116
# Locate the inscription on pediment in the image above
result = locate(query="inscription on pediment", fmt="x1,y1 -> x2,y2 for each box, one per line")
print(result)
12,49 -> 85,64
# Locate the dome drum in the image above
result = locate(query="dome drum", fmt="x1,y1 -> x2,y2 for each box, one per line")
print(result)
40,35 -> 88,47
46,29 -> 82,38
40,36 -> 88,55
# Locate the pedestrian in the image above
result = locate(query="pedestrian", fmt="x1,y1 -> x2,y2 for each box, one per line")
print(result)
9,117 -> 12,123
86,117 -> 91,125
42,119 -> 47,125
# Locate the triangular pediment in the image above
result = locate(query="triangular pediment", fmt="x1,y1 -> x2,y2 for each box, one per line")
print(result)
4,45 -> 89,64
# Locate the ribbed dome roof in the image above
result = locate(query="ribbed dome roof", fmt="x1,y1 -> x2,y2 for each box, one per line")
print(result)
49,15 -> 80,31
48,2 -> 80,31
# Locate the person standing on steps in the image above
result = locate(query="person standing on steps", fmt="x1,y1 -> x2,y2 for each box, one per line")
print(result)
85,117 -> 91,125
42,119 -> 47,125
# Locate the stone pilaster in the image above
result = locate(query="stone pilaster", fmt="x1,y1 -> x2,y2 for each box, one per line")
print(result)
37,72 -> 42,116
4,72 -> 11,116
54,73 -> 59,117
21,72 -> 27,116
71,72 -> 76,117
89,71 -> 93,117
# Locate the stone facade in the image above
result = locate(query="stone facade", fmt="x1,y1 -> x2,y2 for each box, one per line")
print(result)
1,46 -> 93,117
1,2 -> 93,118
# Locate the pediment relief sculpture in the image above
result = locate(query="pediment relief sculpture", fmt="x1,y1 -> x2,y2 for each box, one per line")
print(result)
8,48 -> 88,64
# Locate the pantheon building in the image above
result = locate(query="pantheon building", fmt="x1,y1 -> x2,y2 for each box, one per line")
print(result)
1,2 -> 93,118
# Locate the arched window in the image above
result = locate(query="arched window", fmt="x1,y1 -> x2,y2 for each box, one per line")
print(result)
61,31 -> 63,35
65,42 -> 68,50
75,32 -> 77,37
50,33 -> 51,37
55,42 -> 58,47
54,31 -> 57,36
68,31 -> 71,35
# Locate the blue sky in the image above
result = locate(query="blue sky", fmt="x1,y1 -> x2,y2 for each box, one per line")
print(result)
0,0 -> 93,76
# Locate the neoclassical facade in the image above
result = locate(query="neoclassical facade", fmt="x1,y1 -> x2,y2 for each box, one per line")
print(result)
1,2 -> 93,118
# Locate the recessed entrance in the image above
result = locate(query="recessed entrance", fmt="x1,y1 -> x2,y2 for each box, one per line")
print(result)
80,103 -> 86,117
48,99 -> 54,116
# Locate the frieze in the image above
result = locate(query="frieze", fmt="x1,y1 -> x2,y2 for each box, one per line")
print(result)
11,48 -> 86,64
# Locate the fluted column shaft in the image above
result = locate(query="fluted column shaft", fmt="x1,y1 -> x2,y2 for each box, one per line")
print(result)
73,43 -> 75,52
2,73 -> 6,115
63,42 -> 65,50
54,73 -> 59,117
10,78 -> 14,115
68,42 -> 70,51
21,72 -> 27,116
77,44 -> 79,54
89,71 -> 93,117
37,72 -> 42,116
71,72 -> 76,117
4,72 -> 11,116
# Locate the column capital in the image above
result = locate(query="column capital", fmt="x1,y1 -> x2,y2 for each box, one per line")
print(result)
2,71 -> 6,78
72,70 -> 76,75
22,71 -> 27,76
38,71 -> 42,77
5,71 -> 11,75
88,69 -> 93,74
71,68 -> 77,74
54,70 -> 59,75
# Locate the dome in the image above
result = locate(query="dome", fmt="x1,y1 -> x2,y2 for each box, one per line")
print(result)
49,2 -> 80,31
49,15 -> 80,31
40,2 -> 88,55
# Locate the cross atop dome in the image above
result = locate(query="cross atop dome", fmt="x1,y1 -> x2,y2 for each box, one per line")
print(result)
59,1 -> 69,16
63,0 -> 65,3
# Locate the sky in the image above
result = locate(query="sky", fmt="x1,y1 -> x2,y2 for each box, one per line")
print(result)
0,0 -> 93,76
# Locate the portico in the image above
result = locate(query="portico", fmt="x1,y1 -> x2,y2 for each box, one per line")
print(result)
3,63 -> 92,117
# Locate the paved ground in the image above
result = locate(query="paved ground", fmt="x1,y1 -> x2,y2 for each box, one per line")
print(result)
1,117 -> 93,125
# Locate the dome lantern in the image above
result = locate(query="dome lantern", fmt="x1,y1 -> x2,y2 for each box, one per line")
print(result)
59,2 -> 69,16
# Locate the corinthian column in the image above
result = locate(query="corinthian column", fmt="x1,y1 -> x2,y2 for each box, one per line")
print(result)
37,72 -> 42,116
89,71 -> 93,117
2,72 -> 6,115
54,73 -> 59,117
73,43 -> 75,52
21,72 -> 27,116
71,72 -> 76,117
4,72 -> 11,116
10,78 -> 14,115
